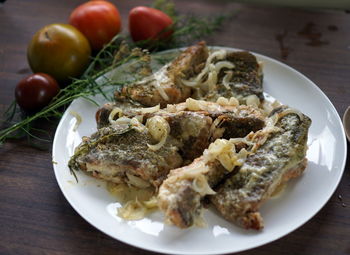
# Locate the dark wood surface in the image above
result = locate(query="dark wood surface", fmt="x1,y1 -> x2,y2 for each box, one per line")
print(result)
0,1 -> 349,254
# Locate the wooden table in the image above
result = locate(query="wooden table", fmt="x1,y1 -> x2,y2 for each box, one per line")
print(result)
0,1 -> 349,254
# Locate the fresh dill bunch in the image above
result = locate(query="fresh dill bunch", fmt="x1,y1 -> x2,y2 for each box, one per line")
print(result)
0,35 -> 148,145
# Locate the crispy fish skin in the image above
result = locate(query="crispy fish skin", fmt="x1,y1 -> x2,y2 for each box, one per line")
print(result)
115,41 -> 208,107
157,106 -> 266,228
68,125 -> 183,188
97,46 -> 263,129
69,111 -> 212,188
71,102 -> 266,190
158,157 -> 227,228
210,107 -> 311,230
203,51 -> 263,103
158,106 -> 311,229
95,101 -> 143,129
161,111 -> 213,161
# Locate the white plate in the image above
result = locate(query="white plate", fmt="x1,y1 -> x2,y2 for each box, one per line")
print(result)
52,47 -> 347,255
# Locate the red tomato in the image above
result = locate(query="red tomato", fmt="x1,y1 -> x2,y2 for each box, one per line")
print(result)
129,6 -> 173,42
15,73 -> 60,112
69,1 -> 121,50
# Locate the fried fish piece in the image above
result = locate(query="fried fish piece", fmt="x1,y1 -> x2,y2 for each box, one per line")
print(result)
157,137 -> 251,228
176,48 -> 263,104
97,44 -> 264,129
210,106 -> 311,230
158,106 -> 311,229
70,101 -> 265,189
69,111 -> 211,188
201,51 -> 263,103
158,156 -> 227,228
115,41 -> 208,107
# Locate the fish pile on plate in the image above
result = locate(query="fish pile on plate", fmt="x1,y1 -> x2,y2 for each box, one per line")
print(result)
69,42 -> 311,230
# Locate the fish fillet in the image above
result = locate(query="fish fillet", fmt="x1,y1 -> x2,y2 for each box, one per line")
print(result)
158,106 -> 311,229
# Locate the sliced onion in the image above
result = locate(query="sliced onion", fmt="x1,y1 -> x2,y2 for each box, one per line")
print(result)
134,114 -> 144,123
214,61 -> 235,73
146,116 -> 170,151
179,161 -> 210,180
248,113 -> 280,152
152,80 -> 169,101
130,117 -> 146,132
126,173 -> 150,188
222,71 -> 233,89
205,70 -> 218,91
277,108 -> 304,120
207,49 -> 226,63
114,116 -> 131,125
181,79 -> 201,87
180,50 -> 227,88
153,65 -> 170,101
192,174 -> 216,196
209,117 -> 226,140
117,199 -> 147,220
69,111 -> 82,132
203,138 -> 250,171
108,107 -> 123,124
217,153 -> 235,171
139,104 -> 160,114
142,196 -> 158,209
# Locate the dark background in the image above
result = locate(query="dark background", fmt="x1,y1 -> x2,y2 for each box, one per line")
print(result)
0,1 -> 349,254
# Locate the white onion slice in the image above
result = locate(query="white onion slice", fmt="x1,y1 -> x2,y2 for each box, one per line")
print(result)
214,61 -> 235,73
192,174 -> 216,196
108,107 -> 123,124
130,117 -> 147,132
126,173 -> 150,188
139,104 -> 160,114
69,111 -> 82,132
181,50 -> 228,88
114,116 -> 131,125
146,116 -> 170,151
153,65 -> 170,101
222,71 -> 233,89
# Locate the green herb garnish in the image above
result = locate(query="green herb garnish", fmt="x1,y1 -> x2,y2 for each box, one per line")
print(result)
0,0 -> 230,146
0,35 -> 143,145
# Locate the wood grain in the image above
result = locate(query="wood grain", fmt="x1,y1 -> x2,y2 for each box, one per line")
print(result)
0,1 -> 349,254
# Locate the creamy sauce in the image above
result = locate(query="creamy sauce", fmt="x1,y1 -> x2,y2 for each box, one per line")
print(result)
107,182 -> 155,203
107,182 -> 158,220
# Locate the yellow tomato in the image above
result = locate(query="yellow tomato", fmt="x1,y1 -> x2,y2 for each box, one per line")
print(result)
27,24 -> 91,84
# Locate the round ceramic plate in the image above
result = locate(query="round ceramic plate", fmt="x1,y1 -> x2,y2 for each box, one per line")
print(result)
52,47 -> 347,254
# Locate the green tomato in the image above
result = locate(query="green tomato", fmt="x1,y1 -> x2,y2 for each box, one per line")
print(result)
27,23 -> 91,84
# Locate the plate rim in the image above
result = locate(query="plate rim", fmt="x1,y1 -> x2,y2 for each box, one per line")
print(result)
52,46 -> 347,255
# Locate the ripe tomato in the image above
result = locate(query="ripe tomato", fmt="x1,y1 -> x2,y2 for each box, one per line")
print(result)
27,24 -> 91,84
129,6 -> 173,42
69,1 -> 122,50
15,73 -> 60,112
